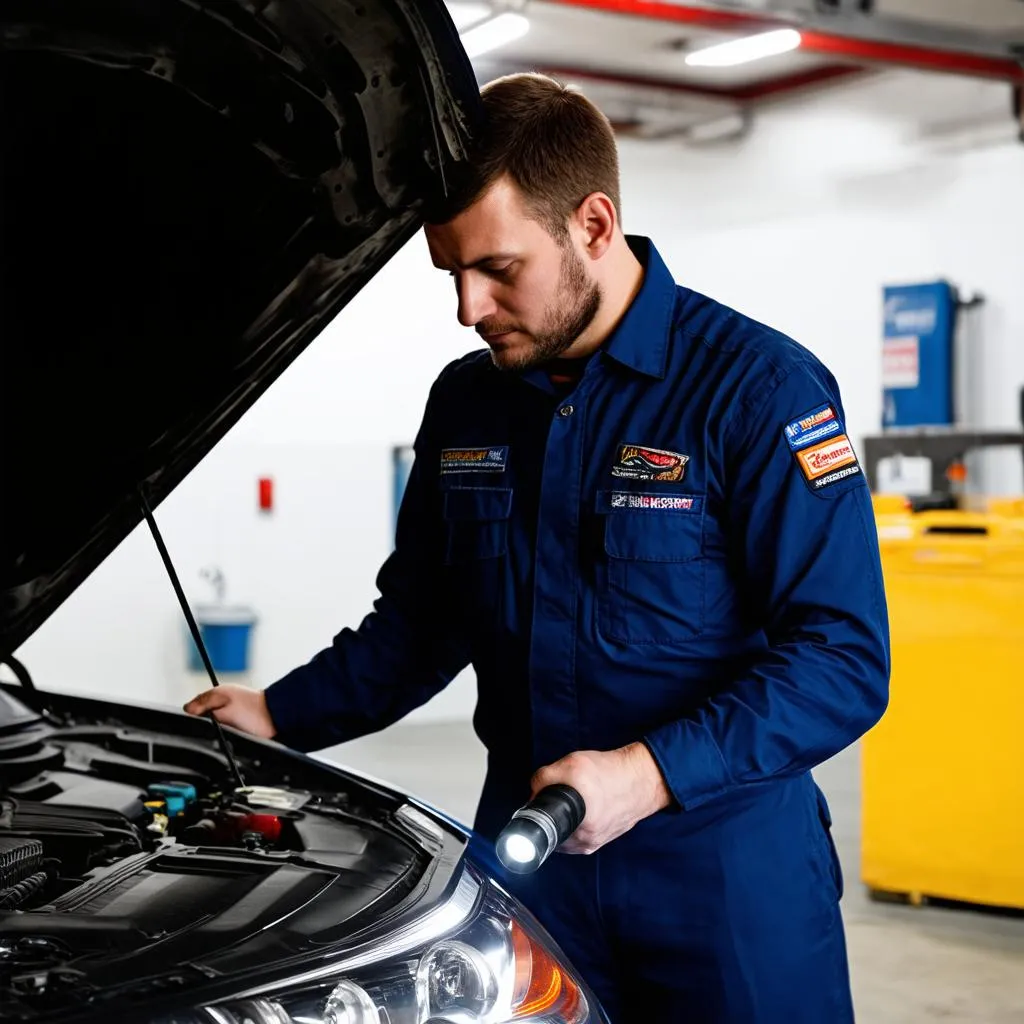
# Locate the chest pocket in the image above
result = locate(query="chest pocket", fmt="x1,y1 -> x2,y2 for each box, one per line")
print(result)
597,492 -> 706,644
442,486 -> 513,563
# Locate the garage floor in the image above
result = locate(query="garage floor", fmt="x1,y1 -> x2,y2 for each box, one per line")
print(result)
323,722 -> 1024,1023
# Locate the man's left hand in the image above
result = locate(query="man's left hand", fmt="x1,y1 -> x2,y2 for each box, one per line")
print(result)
530,742 -> 673,855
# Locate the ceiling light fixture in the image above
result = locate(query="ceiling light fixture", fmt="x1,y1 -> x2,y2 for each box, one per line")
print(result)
460,12 -> 530,59
685,28 -> 802,68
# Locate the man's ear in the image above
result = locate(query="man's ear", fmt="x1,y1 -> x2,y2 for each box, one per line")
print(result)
573,192 -> 617,261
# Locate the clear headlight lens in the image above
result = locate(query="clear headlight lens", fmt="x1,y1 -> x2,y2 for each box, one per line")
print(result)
417,939 -> 500,1019
178,869 -> 592,1024
322,980 -> 380,1024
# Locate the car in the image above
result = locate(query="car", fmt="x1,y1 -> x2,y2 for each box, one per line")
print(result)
0,2 -> 608,1022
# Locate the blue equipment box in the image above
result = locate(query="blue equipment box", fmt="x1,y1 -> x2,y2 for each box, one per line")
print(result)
186,606 -> 256,673
882,281 -> 957,428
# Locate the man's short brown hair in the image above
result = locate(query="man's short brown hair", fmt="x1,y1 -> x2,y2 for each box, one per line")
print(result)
433,72 -> 621,240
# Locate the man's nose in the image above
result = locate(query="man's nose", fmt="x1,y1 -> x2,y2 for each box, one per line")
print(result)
456,275 -> 496,328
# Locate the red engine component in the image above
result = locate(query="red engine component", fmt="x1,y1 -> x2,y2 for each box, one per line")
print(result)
239,813 -> 282,842
182,810 -> 282,847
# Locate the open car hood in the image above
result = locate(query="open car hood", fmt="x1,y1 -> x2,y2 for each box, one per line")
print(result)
0,0 -> 481,654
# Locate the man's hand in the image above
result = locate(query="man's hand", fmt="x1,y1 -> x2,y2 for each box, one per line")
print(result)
530,742 -> 672,855
183,684 -> 276,739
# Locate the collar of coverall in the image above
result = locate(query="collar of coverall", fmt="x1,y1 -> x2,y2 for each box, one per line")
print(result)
521,235 -> 674,393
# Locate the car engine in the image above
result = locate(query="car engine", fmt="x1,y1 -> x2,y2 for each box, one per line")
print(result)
0,697 -> 442,1020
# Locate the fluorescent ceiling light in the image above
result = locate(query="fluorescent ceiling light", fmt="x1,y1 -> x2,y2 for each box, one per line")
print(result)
460,12 -> 529,59
685,28 -> 801,68
446,2 -> 491,32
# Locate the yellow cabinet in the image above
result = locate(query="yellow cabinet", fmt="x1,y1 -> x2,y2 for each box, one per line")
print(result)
862,495 -> 1024,909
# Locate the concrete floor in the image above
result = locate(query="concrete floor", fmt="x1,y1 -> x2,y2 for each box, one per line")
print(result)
320,722 -> 1024,1023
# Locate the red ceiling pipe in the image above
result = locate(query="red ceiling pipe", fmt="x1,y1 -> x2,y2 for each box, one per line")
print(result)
798,30 -> 1024,81
536,61 -> 866,102
733,63 -> 866,101
546,0 -> 780,32
544,0 -> 1024,83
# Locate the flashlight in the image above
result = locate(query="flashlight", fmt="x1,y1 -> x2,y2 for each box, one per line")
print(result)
495,784 -> 586,875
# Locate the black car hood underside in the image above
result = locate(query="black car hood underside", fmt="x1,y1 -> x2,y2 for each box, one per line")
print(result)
0,0 -> 480,653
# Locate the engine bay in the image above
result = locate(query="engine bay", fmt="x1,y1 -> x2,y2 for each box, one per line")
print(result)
0,719 -> 388,904
0,690 -> 453,1021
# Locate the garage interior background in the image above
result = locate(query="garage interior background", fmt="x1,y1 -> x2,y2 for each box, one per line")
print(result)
17,22 -> 1024,713
7,0 -> 1024,1017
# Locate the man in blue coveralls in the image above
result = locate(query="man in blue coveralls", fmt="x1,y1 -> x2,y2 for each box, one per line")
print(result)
186,73 -> 890,1021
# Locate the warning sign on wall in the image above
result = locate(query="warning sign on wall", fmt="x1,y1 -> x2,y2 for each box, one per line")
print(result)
882,336 -> 920,390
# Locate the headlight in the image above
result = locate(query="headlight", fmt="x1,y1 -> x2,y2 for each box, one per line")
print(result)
160,865 -> 594,1024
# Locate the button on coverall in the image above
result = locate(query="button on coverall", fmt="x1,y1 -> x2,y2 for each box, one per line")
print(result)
266,236 -> 891,1023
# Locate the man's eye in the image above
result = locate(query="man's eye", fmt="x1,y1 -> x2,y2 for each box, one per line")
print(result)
488,264 -> 514,277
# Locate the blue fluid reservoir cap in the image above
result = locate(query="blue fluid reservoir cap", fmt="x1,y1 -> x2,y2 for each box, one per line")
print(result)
148,782 -> 196,815
163,795 -> 186,816
173,782 -> 197,803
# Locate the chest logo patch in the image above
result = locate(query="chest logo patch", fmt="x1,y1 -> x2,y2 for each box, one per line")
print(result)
611,444 -> 688,482
440,446 -> 509,474
784,404 -> 841,450
795,435 -> 861,489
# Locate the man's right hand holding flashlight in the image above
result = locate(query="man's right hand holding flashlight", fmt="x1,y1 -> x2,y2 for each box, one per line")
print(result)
530,742 -> 672,855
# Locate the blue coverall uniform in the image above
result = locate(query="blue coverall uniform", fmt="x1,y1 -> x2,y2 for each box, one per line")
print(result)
265,237 -> 891,1023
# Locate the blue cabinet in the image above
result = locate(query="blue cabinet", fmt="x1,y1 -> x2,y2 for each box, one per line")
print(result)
882,281 -> 957,428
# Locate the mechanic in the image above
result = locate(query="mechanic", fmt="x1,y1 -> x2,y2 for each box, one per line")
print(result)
186,72 -> 890,1023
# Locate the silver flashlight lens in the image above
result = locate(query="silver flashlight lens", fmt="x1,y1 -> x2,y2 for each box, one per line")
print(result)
502,833 -> 538,865
495,785 -> 585,875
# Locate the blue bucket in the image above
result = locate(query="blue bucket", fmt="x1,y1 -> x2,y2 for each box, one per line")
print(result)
186,605 -> 257,674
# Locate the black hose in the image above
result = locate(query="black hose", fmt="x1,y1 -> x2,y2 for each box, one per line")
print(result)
0,869 -> 50,911
0,652 -> 55,717
0,653 -> 35,693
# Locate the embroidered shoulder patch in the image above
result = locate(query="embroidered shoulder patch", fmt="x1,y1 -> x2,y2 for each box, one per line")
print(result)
611,444 -> 688,482
795,435 -> 862,490
784,404 -> 841,450
440,446 -> 509,474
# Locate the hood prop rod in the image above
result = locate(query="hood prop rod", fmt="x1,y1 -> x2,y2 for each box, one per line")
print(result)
138,488 -> 246,793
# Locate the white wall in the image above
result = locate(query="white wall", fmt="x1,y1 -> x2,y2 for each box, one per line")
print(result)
617,70 -> 1024,478
9,69 -> 1024,729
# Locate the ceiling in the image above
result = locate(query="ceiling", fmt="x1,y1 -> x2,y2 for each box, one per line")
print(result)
446,0 -> 1024,141
871,0 -> 1024,36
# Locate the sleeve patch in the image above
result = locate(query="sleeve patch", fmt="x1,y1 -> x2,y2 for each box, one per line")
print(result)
784,404 -> 842,450
795,434 -> 861,489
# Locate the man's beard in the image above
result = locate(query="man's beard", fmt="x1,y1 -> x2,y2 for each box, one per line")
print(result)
484,245 -> 601,372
